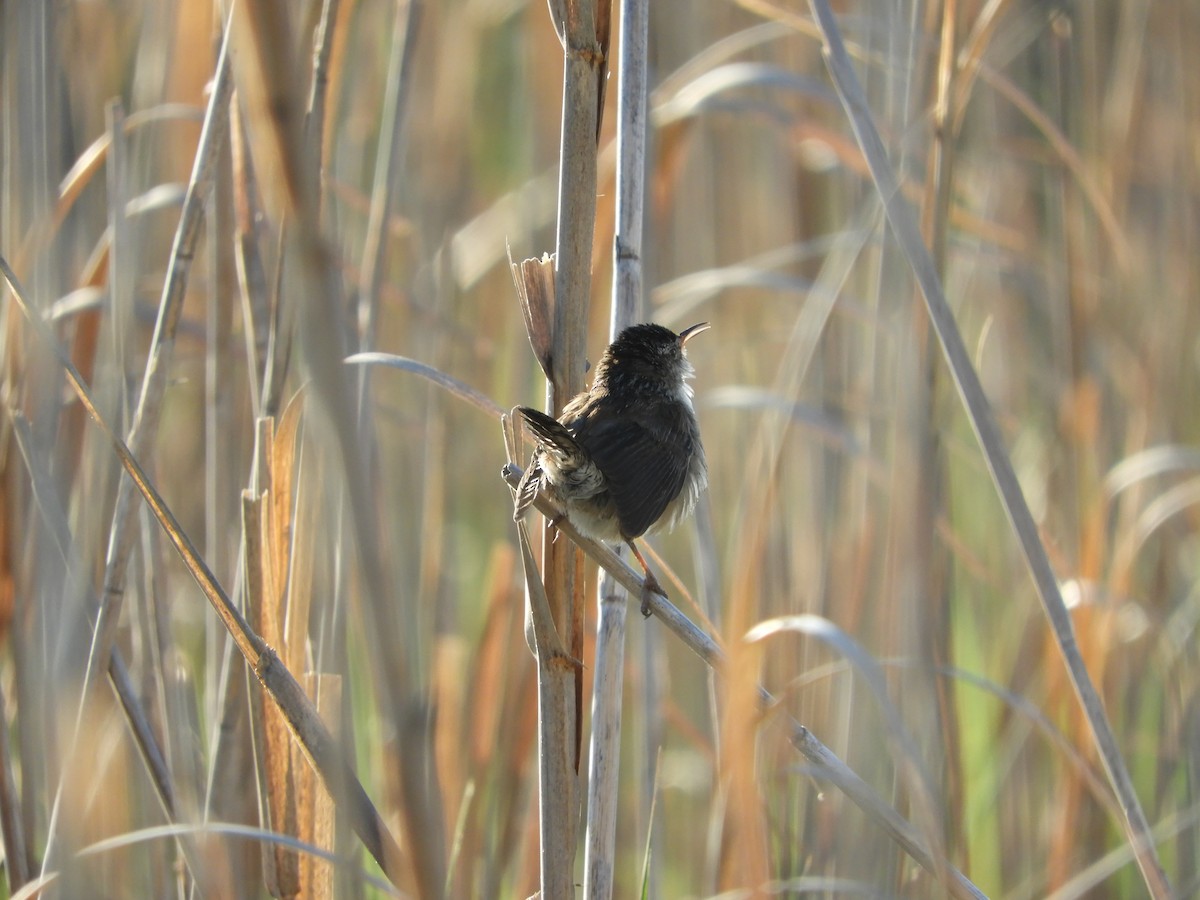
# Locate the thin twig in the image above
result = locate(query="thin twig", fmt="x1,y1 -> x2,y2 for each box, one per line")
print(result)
788,726 -> 985,900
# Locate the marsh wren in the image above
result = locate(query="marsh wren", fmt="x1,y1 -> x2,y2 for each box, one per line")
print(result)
513,322 -> 710,615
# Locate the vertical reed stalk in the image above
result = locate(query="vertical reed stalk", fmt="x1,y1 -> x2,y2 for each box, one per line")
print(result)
583,0 -> 647,895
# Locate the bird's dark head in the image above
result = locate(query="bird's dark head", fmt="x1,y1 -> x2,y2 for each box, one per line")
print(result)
594,322 -> 710,400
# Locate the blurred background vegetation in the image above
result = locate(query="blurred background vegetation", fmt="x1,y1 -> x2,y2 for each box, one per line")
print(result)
1,0 -> 1197,897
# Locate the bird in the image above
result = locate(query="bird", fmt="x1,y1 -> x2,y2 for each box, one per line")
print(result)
513,322 -> 710,616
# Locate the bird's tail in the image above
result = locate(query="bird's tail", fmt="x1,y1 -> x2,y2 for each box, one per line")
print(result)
513,455 -> 542,521
512,407 -> 577,522
515,406 -> 580,456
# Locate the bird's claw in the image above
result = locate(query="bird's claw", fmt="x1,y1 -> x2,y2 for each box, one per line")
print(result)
545,513 -> 566,542
639,572 -> 665,618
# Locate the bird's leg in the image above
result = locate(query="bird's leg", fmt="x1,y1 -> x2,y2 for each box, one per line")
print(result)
627,540 -> 664,618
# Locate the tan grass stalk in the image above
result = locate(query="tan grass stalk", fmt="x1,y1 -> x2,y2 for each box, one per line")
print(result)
229,0 -> 415,730
0,654 -> 29,889
502,344 -> 581,900
356,0 -> 419,356
304,0 -> 342,179
243,485 -> 301,897
92,24 -> 233,657
804,1 -> 1171,896
33,21 -> 236,884
912,0 -> 965,868
245,413 -> 313,897
0,257 -> 409,893
227,7 -> 463,893
300,673 -> 341,900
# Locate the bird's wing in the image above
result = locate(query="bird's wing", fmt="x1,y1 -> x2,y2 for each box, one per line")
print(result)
581,415 -> 692,539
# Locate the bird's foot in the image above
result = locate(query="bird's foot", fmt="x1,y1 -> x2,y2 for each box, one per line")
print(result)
639,570 -> 665,618
545,513 -> 566,542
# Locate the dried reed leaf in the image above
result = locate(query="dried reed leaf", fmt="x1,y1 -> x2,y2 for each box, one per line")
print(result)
298,673 -> 341,900
508,252 -> 557,381
273,394 -> 306,674
244,487 -> 301,898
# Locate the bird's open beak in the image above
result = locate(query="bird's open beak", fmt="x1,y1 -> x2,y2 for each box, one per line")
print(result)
678,322 -> 711,345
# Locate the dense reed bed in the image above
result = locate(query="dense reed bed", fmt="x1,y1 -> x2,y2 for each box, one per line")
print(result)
1,1 -> 1196,897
